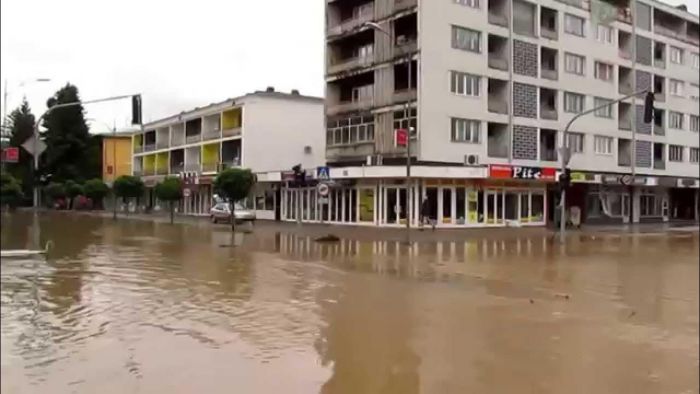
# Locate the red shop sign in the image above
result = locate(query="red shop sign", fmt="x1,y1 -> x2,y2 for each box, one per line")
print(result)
489,165 -> 556,181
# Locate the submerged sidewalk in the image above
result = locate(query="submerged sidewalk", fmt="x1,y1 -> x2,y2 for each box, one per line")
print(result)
38,209 -> 700,243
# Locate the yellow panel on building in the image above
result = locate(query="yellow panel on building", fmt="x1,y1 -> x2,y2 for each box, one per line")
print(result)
102,134 -> 133,185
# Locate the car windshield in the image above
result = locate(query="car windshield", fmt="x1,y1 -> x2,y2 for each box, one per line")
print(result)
214,203 -> 246,210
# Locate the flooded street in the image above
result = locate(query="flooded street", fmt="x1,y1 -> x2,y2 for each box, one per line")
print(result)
1,212 -> 698,393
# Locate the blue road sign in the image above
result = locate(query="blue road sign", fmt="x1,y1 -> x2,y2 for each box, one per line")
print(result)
317,166 -> 330,181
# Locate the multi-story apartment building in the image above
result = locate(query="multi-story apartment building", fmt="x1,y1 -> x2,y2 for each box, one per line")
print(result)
279,0 -> 699,228
131,88 -> 324,217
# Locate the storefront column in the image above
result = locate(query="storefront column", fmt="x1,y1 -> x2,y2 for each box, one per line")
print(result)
631,187 -> 640,224
695,190 -> 699,221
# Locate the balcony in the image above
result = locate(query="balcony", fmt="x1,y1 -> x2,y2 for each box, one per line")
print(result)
541,108 -> 557,120
487,123 -> 508,158
133,169 -> 143,176
488,34 -> 509,71
329,55 -> 374,75
393,88 -> 417,104
540,6 -> 558,40
156,167 -> 168,175
222,127 -> 241,138
133,145 -> 143,153
618,156 -> 631,166
541,69 -> 558,81
540,46 -> 558,81
488,97 -> 508,115
619,116 -> 631,130
143,167 -> 156,176
202,162 -> 218,173
185,134 -> 201,144
170,164 -> 184,174
653,160 -> 665,170
143,143 -> 156,152
488,57 -> 508,71
202,128 -> 220,141
219,159 -> 241,171
171,135 -> 185,147
184,162 -> 201,172
156,141 -> 169,150
327,11 -> 373,37
619,82 -> 632,95
394,0 -> 417,12
328,96 -> 374,116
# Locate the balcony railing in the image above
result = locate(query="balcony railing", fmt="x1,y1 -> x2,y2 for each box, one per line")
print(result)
619,49 -> 632,60
540,107 -> 558,120
202,162 -> 218,173
328,55 -> 374,75
171,136 -> 185,147
540,149 -> 558,162
143,143 -> 156,152
203,129 -> 221,141
327,12 -> 372,37
327,97 -> 374,116
487,144 -> 508,158
184,162 -> 201,172
133,145 -> 143,153
653,123 -> 665,136
541,27 -> 558,40
156,141 -> 169,150
619,82 -> 632,95
143,168 -> 156,176
185,134 -> 201,144
488,56 -> 508,71
488,13 -> 508,27
618,156 -> 631,166
488,97 -> 508,114
219,159 -> 241,171
619,116 -> 631,130
170,164 -> 184,174
133,169 -> 143,176
156,167 -> 168,175
394,0 -> 417,12
393,88 -> 417,104
222,127 -> 241,137
654,59 -> 665,69
654,160 -> 665,170
541,68 -> 558,80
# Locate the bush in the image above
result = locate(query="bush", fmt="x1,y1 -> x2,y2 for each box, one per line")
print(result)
214,168 -> 256,231
1,172 -> 23,209
83,179 -> 110,209
44,182 -> 67,208
155,177 -> 183,224
65,180 -> 84,209
113,175 -> 145,214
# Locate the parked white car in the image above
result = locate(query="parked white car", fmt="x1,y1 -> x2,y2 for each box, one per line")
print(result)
210,202 -> 256,224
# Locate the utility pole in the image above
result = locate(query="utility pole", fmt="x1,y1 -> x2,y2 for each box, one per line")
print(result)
405,53 -> 412,245
630,0 -> 638,225
112,120 -> 118,220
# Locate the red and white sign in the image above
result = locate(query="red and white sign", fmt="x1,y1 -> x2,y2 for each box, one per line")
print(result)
1,147 -> 19,163
395,128 -> 408,147
489,165 -> 556,181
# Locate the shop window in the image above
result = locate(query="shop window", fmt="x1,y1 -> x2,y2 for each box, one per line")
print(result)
359,189 -> 375,222
456,188 -> 466,224
531,193 -> 544,222
520,193 -> 530,222
586,192 -> 602,218
442,188 -> 453,223
469,189 -> 482,223
640,192 -> 661,217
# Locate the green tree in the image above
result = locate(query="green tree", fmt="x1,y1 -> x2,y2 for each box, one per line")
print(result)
113,175 -> 144,215
83,179 -> 109,209
6,99 -> 36,202
213,168 -> 256,231
65,180 -> 84,209
155,177 -> 183,224
44,182 -> 66,208
1,172 -> 23,209
41,84 -> 95,183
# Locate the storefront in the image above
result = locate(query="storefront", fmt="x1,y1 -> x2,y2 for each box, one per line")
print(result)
178,173 -> 214,216
279,165 -> 552,228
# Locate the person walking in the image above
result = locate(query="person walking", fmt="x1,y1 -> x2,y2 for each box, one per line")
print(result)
420,197 -> 435,231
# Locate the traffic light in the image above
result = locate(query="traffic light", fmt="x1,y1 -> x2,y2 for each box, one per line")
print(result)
643,91 -> 654,124
559,168 -> 571,191
131,95 -> 142,125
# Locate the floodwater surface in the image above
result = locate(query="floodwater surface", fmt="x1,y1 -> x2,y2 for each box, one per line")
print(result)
1,212 -> 698,393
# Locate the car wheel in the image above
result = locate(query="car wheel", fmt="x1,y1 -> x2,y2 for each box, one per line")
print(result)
211,216 -> 217,224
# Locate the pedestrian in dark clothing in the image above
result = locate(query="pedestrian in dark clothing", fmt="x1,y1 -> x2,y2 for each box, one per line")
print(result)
420,197 -> 435,230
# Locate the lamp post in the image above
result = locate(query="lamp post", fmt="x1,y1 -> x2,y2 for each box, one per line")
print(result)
365,21 -> 414,244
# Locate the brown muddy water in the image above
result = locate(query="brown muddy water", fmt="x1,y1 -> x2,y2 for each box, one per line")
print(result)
1,212 -> 698,394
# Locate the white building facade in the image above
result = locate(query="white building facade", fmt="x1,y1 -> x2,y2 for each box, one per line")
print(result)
131,89 -> 324,218
283,0 -> 699,228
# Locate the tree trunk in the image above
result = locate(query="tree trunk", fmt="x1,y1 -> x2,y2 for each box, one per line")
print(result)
230,200 -> 236,232
170,201 -> 175,224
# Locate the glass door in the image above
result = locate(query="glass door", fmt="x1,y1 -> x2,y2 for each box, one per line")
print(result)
485,190 -> 504,225
622,194 -> 630,223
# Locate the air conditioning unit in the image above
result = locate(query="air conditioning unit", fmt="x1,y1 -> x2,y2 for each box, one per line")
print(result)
464,154 -> 479,166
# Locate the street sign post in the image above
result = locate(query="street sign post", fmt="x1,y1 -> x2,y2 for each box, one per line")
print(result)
21,136 -> 46,157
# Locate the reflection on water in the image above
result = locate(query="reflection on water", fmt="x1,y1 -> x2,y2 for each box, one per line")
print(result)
1,212 -> 698,394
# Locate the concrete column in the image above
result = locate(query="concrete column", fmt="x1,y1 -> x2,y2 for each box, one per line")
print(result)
632,187 -> 640,223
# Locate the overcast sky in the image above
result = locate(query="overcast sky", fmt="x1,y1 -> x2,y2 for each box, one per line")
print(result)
1,0 -> 696,135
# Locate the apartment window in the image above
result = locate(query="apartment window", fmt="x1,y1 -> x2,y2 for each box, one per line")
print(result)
327,115 -> 375,146
691,84 -> 700,102
692,53 -> 700,69
564,92 -> 585,113
594,97 -> 613,118
670,46 -> 683,64
567,132 -> 584,153
691,147 -> 700,163
452,26 -> 481,53
455,0 -> 479,8
669,111 -> 684,129
394,109 -> 417,137
669,79 -> 684,96
594,61 -> 613,82
450,71 -> 480,96
451,118 -> 480,143
565,53 -> 585,75
669,145 -> 684,162
594,135 -> 613,155
595,24 -> 613,44
564,14 -> 585,37
691,115 -> 699,132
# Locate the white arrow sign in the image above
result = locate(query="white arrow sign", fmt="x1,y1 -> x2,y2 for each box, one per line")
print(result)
21,136 -> 47,157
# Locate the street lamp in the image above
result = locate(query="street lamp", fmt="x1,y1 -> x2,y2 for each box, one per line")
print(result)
365,21 -> 414,244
